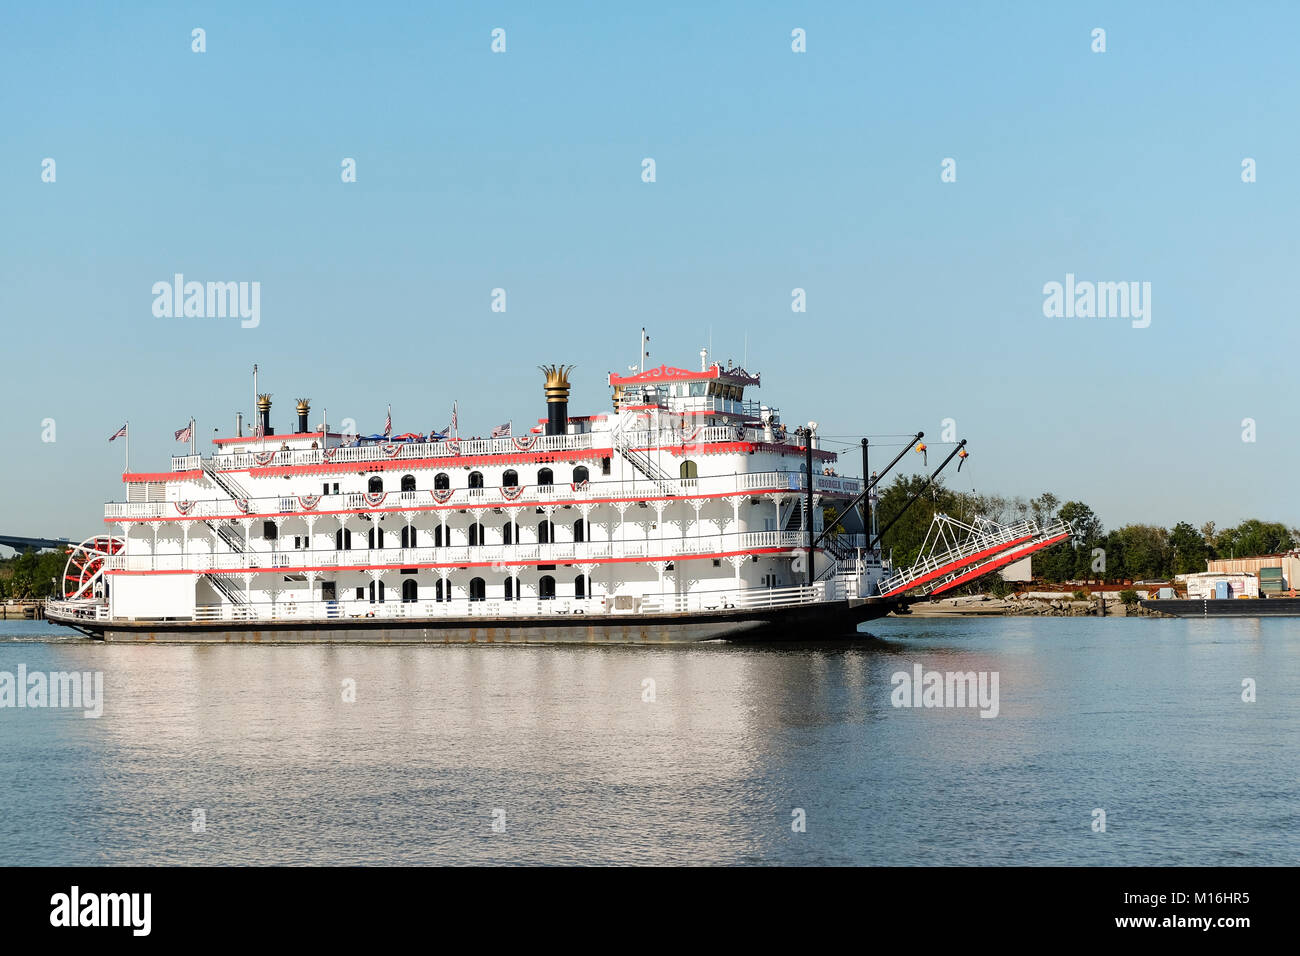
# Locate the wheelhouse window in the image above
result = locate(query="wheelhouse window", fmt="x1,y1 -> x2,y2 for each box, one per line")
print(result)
502,469 -> 519,488
680,460 -> 698,479
537,467 -> 553,487
368,476 -> 384,493
434,473 -> 450,490
572,466 -> 589,485
400,474 -> 416,492
468,471 -> 484,489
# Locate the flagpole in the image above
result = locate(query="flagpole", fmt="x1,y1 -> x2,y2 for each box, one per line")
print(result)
190,416 -> 196,456
124,421 -> 130,475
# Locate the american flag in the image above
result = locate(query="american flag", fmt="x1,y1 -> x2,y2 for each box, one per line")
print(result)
450,401 -> 458,438
174,423 -> 192,443
490,422 -> 511,438
253,419 -> 264,439
383,405 -> 392,437
108,423 -> 127,442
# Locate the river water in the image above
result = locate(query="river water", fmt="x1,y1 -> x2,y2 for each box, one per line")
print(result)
0,616 -> 1295,865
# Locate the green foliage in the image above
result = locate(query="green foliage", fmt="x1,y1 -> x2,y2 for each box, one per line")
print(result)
872,478 -> 1295,587
0,549 -> 67,600
1072,589 -> 1090,600
1118,589 -> 1140,605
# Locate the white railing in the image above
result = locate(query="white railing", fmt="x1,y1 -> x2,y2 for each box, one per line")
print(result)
203,432 -> 599,472
105,471 -> 863,520
170,455 -> 202,471
45,600 -> 110,623
180,581 -> 841,624
103,530 -> 835,573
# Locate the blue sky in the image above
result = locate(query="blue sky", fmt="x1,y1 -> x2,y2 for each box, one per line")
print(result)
3,1 -> 1298,542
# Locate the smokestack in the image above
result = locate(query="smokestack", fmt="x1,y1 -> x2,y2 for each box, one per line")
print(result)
539,364 -> 575,437
296,398 -> 311,434
257,393 -> 274,436
236,412 -> 243,437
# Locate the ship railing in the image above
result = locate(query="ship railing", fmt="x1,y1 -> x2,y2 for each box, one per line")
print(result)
104,471 -> 863,520
185,581 -> 839,624
102,530 -> 824,573
45,599 -> 110,622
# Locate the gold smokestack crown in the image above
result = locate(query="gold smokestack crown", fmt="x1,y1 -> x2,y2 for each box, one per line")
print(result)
540,364 -> 575,404
257,393 -> 273,411
295,398 -> 311,413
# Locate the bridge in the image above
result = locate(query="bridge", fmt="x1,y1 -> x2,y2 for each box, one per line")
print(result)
0,534 -> 74,553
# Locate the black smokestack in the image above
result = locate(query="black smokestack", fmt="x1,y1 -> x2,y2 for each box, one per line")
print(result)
257,393 -> 274,436
540,365 -> 574,437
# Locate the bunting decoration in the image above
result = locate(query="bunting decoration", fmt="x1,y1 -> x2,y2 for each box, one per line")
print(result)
321,446 -> 338,460
570,481 -> 589,492
234,498 -> 252,514
174,500 -> 195,515
500,485 -> 526,501
431,488 -> 455,504
512,435 -> 537,452
252,451 -> 276,466
446,439 -> 461,455
297,495 -> 321,511
363,491 -> 387,508
381,443 -> 403,458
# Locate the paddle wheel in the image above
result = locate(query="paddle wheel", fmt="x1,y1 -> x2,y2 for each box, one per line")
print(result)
62,535 -> 124,600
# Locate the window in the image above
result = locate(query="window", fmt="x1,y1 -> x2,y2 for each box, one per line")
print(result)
434,525 -> 445,547
575,574 -> 588,600
434,473 -> 450,490
401,474 -> 416,492
538,520 -> 554,544
401,579 -> 418,602
368,580 -> 385,603
435,579 -> 445,602
335,529 -> 352,550
600,457 -> 611,476
538,575 -> 556,600
573,518 -> 585,543
469,577 -> 486,602
368,476 -> 383,493
468,523 -> 484,546
355,586 -> 365,600
468,471 -> 484,489
263,521 -> 278,540
332,482 -> 340,495
502,469 -> 518,488
690,382 -> 707,397
400,526 -> 418,548
321,581 -> 336,601
368,526 -> 385,550
537,467 -> 553,487
322,483 -> 330,496
504,577 -> 514,601
501,521 -> 514,545
680,460 -> 698,480
572,466 -> 589,485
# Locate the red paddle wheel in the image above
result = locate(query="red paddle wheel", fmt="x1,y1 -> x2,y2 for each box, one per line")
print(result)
62,535 -> 124,600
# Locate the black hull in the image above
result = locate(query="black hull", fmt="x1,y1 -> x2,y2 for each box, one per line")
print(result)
69,597 -> 910,644
1139,597 -> 1300,618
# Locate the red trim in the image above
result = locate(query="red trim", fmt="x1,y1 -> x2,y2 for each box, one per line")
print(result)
106,546 -> 791,576
123,470 -> 203,482
927,533 -> 1072,596
609,364 -> 760,387
878,535 -> 1034,598
104,484 -> 824,523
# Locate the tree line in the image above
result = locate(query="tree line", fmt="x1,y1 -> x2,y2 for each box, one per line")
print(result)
873,475 -> 1295,585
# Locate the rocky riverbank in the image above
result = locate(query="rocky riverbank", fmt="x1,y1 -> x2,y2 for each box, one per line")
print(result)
899,594 -> 1168,617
